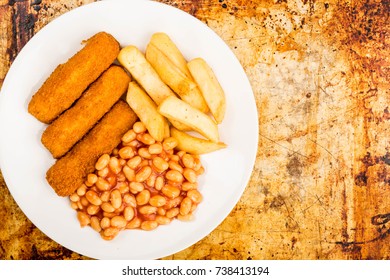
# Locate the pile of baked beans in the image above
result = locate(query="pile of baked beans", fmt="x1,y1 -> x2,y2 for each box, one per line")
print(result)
69,121 -> 204,240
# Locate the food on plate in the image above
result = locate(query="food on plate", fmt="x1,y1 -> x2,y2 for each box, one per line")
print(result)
70,121 -> 204,240
187,58 -> 226,124
26,30 -> 228,241
41,66 -> 130,158
126,81 -> 169,142
148,32 -> 192,78
117,45 -> 175,105
46,101 -> 137,197
170,127 -> 226,154
145,43 -> 209,113
28,32 -> 120,124
158,96 -> 219,142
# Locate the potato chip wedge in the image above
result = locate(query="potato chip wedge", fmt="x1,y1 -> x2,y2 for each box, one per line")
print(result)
118,45 -> 175,105
145,43 -> 209,113
187,58 -> 226,124
158,96 -> 219,142
126,81 -> 169,141
149,32 -> 192,78
171,127 -> 226,154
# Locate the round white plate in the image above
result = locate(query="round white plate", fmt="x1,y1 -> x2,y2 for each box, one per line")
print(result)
0,0 -> 258,259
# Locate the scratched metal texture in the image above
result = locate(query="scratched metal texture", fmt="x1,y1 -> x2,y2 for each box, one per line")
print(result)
0,0 -> 389,259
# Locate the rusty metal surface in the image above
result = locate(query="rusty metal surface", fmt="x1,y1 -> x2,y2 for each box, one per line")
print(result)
0,0 -> 389,260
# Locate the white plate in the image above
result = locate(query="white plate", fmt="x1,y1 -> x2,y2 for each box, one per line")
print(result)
0,0 -> 258,259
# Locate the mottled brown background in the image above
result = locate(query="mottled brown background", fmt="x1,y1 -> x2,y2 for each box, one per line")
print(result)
0,0 -> 389,259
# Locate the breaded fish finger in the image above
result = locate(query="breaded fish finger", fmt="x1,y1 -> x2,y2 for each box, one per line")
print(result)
28,32 -> 120,124
41,66 -> 130,158
46,101 -> 137,197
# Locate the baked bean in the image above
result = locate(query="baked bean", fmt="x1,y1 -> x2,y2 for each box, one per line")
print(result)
183,168 -> 197,183
127,139 -> 140,147
107,175 -> 118,187
149,195 -> 167,207
87,204 -> 100,215
148,143 -> 162,154
177,213 -> 193,221
180,197 -> 192,215
182,154 -> 195,169
155,176 -> 164,190
122,129 -> 136,143
118,146 -> 134,159
141,221 -> 158,231
165,170 -> 183,183
162,137 -> 178,150
95,154 -> 110,170
100,232 -> 116,241
135,166 -> 152,182
77,211 -> 90,227
103,227 -> 120,238
156,215 -> 171,225
139,159 -> 149,168
103,212 -> 117,218
196,166 -> 205,175
138,133 -> 155,145
127,155 -> 141,169
136,189 -> 150,205
177,150 -> 186,158
86,190 -> 102,206
111,215 -> 127,228
80,196 -> 89,207
146,173 -> 157,187
110,189 -> 122,209
97,167 -> 109,178
100,217 -> 111,229
109,157 -> 121,174
129,181 -> 144,194
161,185 -> 181,199
133,121 -> 146,133
168,161 -> 183,173
170,154 -> 180,162
166,207 -> 180,219
114,203 -> 125,214
138,147 -> 151,159
77,201 -> 83,210
123,166 -> 135,181
77,184 -> 87,196
100,191 -> 110,202
70,193 -> 80,202
112,148 -> 119,156
95,177 -> 111,191
87,174 -> 98,186
123,193 -> 137,207
190,203 -> 197,213
101,202 -> 115,213
187,189 -> 203,204
90,216 -> 101,232
193,158 -> 202,171
123,206 -> 135,221
70,201 -> 78,210
165,196 -> 183,209
157,207 -> 166,216
182,182 -> 197,191
138,205 -> 157,215
152,157 -> 169,172
126,217 -> 141,229
119,158 -> 127,166
117,182 -> 130,194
